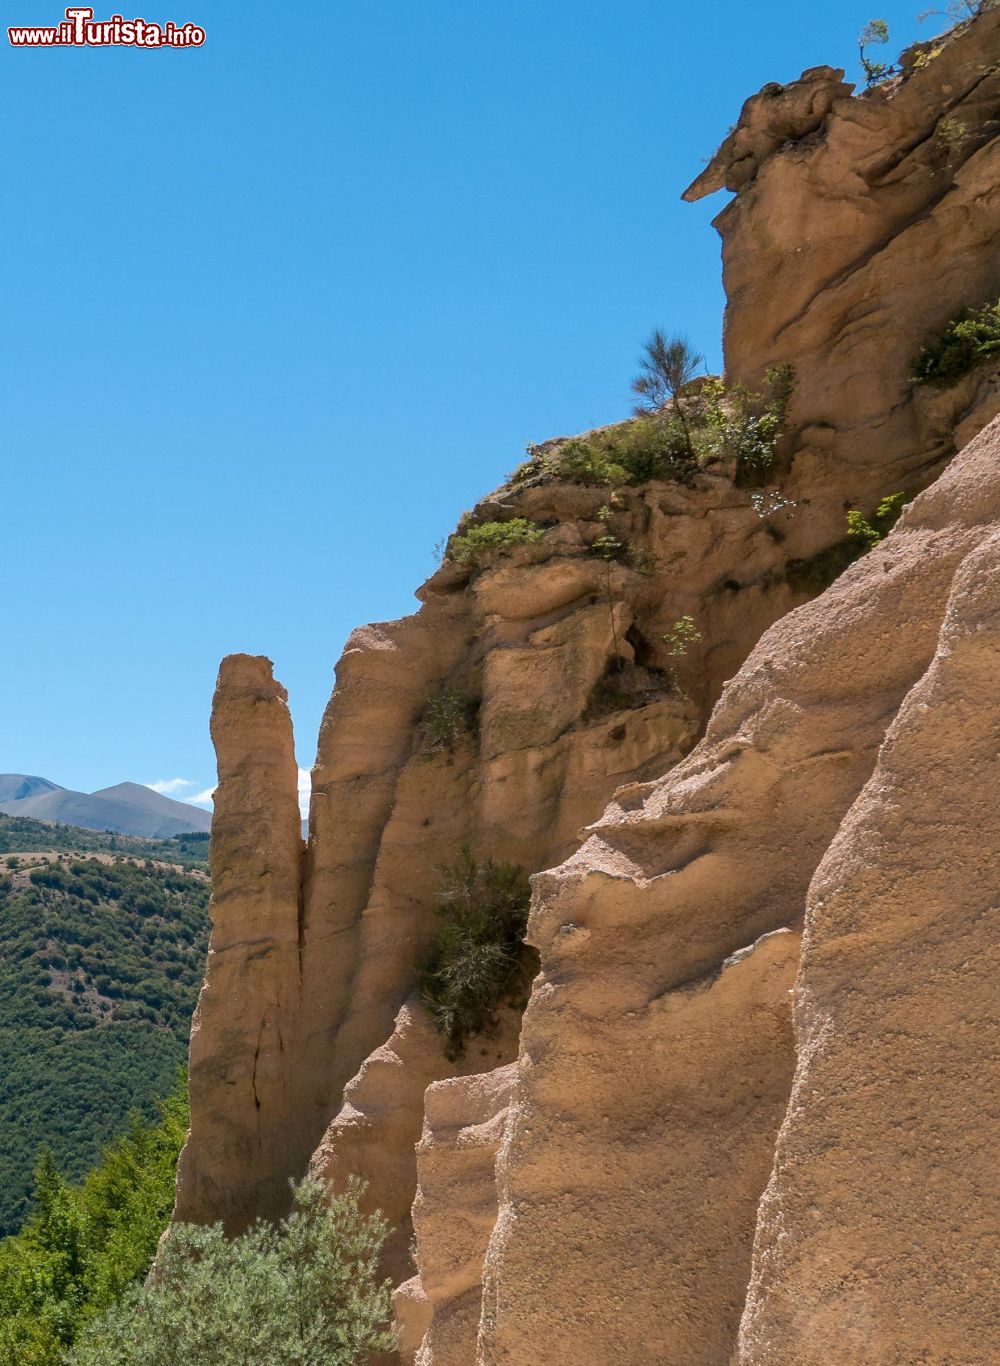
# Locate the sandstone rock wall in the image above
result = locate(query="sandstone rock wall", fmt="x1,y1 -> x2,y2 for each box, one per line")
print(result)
686,9 -> 1000,556
738,432 -> 1000,1366
476,412 -> 1000,1364
395,1065 -> 517,1366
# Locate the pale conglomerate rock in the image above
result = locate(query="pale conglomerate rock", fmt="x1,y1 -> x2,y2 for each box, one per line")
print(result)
307,999 -> 520,1291
479,928 -> 801,1366
176,12 -> 1000,1358
173,655 -> 303,1230
181,502 -> 703,1247
393,1065 -> 517,1366
738,433 -> 1000,1365
479,415 -> 1000,1364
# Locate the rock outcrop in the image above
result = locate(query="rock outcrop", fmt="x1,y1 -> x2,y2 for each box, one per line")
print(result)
174,655 -> 303,1229
394,1065 -> 517,1365
479,412 -> 1000,1364
686,9 -> 1000,556
307,1000 -> 520,1290
176,10 -> 1000,1363
738,444 -> 1000,1365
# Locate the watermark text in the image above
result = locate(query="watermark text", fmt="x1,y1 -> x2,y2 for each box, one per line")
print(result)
9,7 -> 205,47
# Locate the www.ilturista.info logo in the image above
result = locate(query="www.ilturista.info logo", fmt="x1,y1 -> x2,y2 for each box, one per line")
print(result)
8,6 -> 205,46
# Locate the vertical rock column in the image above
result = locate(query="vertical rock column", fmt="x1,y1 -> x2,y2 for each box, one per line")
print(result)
174,654 -> 304,1230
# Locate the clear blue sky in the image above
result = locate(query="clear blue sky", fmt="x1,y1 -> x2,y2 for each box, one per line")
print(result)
2,0 -> 933,803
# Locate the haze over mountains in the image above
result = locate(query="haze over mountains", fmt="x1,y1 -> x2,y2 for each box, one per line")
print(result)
0,774 -> 212,839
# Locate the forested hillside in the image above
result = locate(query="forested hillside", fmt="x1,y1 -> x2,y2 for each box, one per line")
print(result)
0,821 -> 210,1234
0,812 -> 210,869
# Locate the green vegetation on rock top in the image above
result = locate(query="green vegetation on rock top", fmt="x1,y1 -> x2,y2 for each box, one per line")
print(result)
511,363 -> 795,493
446,517 -> 545,567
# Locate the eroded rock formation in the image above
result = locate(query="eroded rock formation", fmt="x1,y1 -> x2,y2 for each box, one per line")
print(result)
174,655 -> 303,1229
395,1064 -> 517,1365
739,444 -> 1000,1365
177,10 -> 1000,1363
685,7 -> 1000,500
480,413 -> 1000,1365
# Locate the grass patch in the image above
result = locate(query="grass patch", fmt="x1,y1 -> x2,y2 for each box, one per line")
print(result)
912,299 -> 1000,386
419,849 -> 533,1060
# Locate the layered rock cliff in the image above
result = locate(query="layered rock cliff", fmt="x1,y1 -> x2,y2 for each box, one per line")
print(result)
176,10 -> 999,1363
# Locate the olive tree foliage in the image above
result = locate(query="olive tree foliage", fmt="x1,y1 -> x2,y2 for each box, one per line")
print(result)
69,1179 -> 394,1366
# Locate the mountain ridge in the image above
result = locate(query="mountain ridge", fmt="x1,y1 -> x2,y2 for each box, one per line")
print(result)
0,774 -> 212,839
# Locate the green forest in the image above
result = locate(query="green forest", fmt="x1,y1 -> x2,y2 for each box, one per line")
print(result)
0,821 -> 210,1234
0,1080 -> 188,1363
0,1081 -> 393,1365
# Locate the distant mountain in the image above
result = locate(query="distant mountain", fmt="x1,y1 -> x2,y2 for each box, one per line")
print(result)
0,774 -> 63,804
0,774 -> 212,839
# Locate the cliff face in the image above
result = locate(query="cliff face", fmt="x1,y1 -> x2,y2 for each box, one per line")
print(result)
479,415 -> 1000,1364
686,10 -> 1000,488
176,11 -> 999,1363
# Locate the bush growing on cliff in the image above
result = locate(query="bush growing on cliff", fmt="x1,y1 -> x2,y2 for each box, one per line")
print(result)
518,361 -> 794,491
699,365 -> 795,484
446,518 -> 544,568
847,492 -> 907,548
70,1179 -> 393,1366
551,415 -> 694,486
631,331 -> 704,462
662,615 -> 703,689
422,686 -> 476,751
859,18 -> 894,85
911,299 -> 1000,386
420,849 -> 533,1059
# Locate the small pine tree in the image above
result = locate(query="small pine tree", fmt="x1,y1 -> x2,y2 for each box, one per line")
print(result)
631,331 -> 704,463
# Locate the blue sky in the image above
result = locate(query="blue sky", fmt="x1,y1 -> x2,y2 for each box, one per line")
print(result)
1,0 -> 934,806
